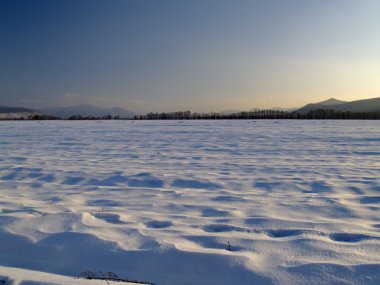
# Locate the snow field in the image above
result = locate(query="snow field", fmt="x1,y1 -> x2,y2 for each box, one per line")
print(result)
0,120 -> 379,284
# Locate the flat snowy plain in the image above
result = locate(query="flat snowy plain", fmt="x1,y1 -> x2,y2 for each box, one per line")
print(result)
0,120 -> 380,285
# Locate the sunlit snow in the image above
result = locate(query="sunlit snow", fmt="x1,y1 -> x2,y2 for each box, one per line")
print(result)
0,120 -> 379,284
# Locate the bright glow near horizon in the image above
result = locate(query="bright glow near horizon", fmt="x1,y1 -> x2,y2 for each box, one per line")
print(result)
1,0 -> 380,113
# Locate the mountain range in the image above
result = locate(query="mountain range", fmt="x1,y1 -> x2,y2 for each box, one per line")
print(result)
0,105 -> 38,119
38,104 -> 137,118
0,105 -> 36,113
1,97 -> 380,118
295,97 -> 380,114
221,97 -> 380,114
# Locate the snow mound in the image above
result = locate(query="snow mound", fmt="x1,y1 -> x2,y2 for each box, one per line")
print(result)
0,120 -> 379,284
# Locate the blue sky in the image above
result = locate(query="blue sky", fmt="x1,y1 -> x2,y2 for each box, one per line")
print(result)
1,0 -> 380,112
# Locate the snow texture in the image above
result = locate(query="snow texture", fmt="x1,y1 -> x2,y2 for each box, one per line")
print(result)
0,120 -> 380,285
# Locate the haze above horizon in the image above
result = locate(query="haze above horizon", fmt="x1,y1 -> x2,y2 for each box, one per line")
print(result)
1,0 -> 380,113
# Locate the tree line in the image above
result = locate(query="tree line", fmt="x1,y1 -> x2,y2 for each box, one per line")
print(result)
1,109 -> 380,120
132,109 -> 380,120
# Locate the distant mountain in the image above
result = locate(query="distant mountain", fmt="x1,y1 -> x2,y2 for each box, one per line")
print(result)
296,98 -> 348,114
296,97 -> 380,114
315,98 -> 348,106
0,105 -> 39,119
328,97 -> 380,113
0,105 -> 36,113
39,104 -> 137,118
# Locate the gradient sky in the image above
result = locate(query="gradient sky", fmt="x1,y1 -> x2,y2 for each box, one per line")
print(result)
1,0 -> 380,113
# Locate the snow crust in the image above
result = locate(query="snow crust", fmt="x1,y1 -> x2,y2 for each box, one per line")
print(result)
0,120 -> 379,284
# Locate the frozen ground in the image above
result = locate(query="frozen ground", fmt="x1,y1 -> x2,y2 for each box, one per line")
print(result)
0,120 -> 380,285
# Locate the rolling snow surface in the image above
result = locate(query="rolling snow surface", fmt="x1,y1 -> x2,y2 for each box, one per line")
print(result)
0,120 -> 379,285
